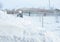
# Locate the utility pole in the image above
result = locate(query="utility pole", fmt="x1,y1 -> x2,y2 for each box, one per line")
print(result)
49,0 -> 50,9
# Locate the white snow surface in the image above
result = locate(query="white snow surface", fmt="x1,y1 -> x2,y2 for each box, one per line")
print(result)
0,10 -> 60,42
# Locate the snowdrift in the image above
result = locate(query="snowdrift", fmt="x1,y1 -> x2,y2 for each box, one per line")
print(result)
0,11 -> 60,42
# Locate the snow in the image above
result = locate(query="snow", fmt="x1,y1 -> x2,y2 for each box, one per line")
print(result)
0,10 -> 60,42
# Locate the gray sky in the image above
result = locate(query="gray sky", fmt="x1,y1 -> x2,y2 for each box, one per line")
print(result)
0,0 -> 60,9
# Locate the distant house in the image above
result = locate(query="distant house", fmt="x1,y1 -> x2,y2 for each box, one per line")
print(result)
2,8 -> 60,16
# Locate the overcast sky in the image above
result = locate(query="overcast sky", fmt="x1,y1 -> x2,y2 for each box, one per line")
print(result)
0,0 -> 60,9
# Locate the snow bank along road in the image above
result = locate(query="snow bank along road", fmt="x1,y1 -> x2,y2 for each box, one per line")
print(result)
0,11 -> 60,42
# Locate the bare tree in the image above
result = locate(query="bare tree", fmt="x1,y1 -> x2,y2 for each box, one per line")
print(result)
0,2 -> 3,10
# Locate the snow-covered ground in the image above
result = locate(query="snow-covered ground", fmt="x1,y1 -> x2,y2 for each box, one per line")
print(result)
0,11 -> 60,42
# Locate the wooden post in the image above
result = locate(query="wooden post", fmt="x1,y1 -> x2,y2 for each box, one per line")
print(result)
29,11 -> 30,16
55,11 -> 59,23
42,14 -> 43,28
